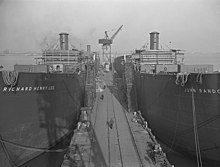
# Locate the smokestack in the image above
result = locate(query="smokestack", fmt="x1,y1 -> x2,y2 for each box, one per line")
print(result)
149,32 -> 159,50
59,32 -> 69,50
87,45 -> 91,52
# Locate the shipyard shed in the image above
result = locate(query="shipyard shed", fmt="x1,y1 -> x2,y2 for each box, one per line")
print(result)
179,64 -> 213,73
14,64 -> 48,73
140,63 -> 152,73
155,64 -> 178,73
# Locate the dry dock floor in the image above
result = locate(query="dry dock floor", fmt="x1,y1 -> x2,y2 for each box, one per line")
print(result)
61,72 -> 171,167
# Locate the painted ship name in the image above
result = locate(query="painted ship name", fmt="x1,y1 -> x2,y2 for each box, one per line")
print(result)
184,88 -> 220,94
2,86 -> 55,92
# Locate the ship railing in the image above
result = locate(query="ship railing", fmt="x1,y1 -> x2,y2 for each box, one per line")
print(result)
61,144 -> 86,167
132,110 -> 174,167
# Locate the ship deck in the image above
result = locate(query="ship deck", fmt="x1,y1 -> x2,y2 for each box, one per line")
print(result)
61,71 -> 171,167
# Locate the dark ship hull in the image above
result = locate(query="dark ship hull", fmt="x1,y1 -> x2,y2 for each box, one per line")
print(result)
114,29 -> 220,165
134,72 -> 220,166
0,71 -> 85,167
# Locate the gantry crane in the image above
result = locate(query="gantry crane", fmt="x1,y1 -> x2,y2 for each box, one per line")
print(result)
99,25 -> 123,69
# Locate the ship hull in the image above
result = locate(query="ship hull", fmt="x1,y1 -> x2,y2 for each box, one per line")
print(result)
0,72 -> 85,166
135,72 -> 220,166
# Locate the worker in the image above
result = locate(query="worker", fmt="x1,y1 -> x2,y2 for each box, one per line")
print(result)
131,112 -> 138,122
100,94 -> 104,100
83,111 -> 88,121
109,118 -> 114,129
153,144 -> 162,154
79,110 -> 89,128
144,121 -> 148,130
77,121 -> 82,130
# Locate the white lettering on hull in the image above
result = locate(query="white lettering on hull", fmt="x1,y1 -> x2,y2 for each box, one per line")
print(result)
2,86 -> 55,92
184,88 -> 220,94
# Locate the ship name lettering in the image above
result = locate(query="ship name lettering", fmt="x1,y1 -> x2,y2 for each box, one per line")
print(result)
10,87 -> 14,91
6,87 -> 16,92
2,86 -> 55,92
185,88 -> 220,94
199,89 -> 220,94
211,89 -> 216,93
184,88 -> 196,93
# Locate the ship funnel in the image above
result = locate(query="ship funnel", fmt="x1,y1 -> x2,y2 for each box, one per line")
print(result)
149,32 -> 160,50
87,45 -> 91,52
59,32 -> 69,50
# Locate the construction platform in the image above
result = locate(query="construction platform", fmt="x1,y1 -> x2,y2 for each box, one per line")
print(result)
61,71 -> 172,167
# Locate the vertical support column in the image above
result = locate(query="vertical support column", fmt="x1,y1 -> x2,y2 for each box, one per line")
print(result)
124,62 -> 133,112
124,62 -> 138,113
109,45 -> 112,70
85,63 -> 96,107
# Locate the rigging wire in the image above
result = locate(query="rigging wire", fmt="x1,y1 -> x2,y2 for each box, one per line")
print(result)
0,136 -> 69,153
0,134 -> 18,167
161,41 -> 172,50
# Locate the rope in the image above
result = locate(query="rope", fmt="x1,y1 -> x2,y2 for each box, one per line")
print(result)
191,86 -> 203,167
196,73 -> 203,85
2,71 -> 19,87
175,73 -> 181,85
175,73 -> 190,86
182,73 -> 189,86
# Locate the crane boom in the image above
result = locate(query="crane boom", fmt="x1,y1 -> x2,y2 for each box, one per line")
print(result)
98,25 -> 123,68
99,25 -> 123,45
110,25 -> 123,40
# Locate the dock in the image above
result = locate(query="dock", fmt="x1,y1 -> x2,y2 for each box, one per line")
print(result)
61,71 -> 172,167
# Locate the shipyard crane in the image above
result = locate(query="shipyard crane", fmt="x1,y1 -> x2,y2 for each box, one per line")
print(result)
99,25 -> 123,69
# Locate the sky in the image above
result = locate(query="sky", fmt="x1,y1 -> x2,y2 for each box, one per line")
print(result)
0,0 -> 220,53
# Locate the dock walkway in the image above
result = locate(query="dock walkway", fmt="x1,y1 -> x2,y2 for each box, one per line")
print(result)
61,72 -> 171,167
